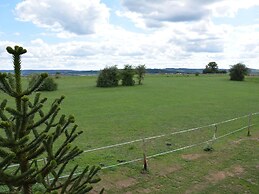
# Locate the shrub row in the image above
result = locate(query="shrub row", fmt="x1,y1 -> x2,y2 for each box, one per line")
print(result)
97,65 -> 146,87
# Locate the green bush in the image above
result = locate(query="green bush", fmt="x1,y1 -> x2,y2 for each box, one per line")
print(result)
229,63 -> 249,81
96,66 -> 120,87
121,65 -> 135,86
29,74 -> 58,91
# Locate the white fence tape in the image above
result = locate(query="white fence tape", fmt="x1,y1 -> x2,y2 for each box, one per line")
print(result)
82,112 -> 259,153
6,112 -> 258,172
55,124 -> 253,180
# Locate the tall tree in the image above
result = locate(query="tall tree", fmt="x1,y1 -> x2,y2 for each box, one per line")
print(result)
135,65 -> 146,85
203,62 -> 219,74
0,46 -> 101,193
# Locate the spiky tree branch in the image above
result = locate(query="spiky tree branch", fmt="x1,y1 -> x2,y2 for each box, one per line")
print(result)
0,46 -> 101,193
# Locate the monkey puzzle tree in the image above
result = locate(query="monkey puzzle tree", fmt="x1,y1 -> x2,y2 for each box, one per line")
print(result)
0,46 -> 101,194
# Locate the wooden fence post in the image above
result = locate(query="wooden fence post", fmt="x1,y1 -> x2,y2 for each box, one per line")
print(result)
213,124 -> 218,140
247,113 -> 252,136
142,138 -> 148,172
204,124 -> 217,152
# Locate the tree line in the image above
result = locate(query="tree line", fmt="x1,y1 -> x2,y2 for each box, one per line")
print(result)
203,62 -> 249,81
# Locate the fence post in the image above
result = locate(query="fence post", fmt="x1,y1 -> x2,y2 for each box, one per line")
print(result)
213,124 -> 218,140
204,124 -> 217,152
142,138 -> 148,172
247,113 -> 252,136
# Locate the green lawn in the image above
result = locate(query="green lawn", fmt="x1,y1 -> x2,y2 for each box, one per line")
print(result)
41,74 -> 259,145
0,74 -> 259,193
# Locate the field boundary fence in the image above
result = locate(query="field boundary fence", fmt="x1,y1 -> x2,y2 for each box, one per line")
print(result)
83,112 -> 258,154
57,112 -> 259,179
4,112 -> 259,182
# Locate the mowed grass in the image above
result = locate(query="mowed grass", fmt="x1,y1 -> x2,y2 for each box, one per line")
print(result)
0,74 -> 259,193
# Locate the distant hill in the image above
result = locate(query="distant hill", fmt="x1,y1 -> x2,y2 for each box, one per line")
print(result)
146,68 -> 204,74
0,70 -> 99,76
1,68 -> 258,76
250,69 -> 259,75
0,68 -> 208,76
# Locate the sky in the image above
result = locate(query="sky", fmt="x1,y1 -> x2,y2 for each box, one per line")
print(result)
0,0 -> 259,70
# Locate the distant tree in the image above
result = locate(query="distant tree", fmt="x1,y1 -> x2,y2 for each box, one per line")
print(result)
29,74 -> 58,91
55,72 -> 61,79
121,65 -> 135,86
0,45 -> 101,193
203,62 -> 219,74
135,65 -> 146,85
96,66 -> 120,87
229,63 -> 249,81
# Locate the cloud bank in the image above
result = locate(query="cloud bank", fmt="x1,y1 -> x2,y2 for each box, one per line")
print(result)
1,0 -> 258,70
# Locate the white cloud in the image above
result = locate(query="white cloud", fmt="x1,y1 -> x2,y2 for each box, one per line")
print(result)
15,0 -> 110,35
120,0 -> 259,28
210,0 -> 259,17
2,19 -> 259,70
120,0 -> 217,28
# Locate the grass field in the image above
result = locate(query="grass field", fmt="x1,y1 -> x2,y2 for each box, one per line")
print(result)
1,74 -> 259,193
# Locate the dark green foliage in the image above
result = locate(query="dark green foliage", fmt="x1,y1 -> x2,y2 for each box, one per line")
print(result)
96,65 -> 146,87
135,65 -> 146,85
0,73 -> 15,92
96,66 -> 119,87
203,62 -> 219,74
0,46 -> 101,194
229,63 -> 249,81
29,74 -> 58,91
121,65 -> 135,86
203,144 -> 214,152
218,70 -> 227,74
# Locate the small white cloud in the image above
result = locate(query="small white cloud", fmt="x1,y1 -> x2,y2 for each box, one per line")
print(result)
15,0 -> 110,35
31,38 -> 45,45
210,0 -> 259,18
13,32 -> 20,36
